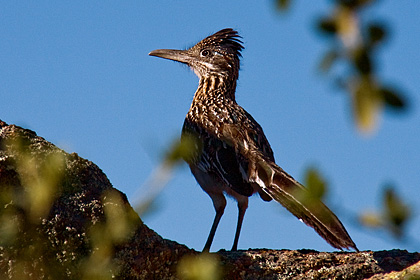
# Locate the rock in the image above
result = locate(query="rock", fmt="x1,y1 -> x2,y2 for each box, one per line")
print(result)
219,249 -> 420,279
0,120 -> 419,279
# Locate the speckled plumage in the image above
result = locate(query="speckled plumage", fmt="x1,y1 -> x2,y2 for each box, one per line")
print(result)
150,29 -> 358,252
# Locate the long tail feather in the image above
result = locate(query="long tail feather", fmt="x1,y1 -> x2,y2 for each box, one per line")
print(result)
256,160 -> 358,251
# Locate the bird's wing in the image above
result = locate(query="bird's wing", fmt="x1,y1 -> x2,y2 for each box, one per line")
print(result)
182,117 -> 254,197
219,112 -> 358,251
240,109 -> 275,161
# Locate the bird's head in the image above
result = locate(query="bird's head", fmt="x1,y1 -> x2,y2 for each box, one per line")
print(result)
149,28 -> 243,80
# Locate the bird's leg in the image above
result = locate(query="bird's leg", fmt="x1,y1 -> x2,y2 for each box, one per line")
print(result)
203,209 -> 223,252
231,196 -> 248,251
203,194 -> 226,252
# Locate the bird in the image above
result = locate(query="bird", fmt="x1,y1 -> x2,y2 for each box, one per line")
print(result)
149,28 -> 358,252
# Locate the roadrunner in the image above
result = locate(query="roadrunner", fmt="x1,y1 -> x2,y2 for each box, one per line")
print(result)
149,28 -> 358,252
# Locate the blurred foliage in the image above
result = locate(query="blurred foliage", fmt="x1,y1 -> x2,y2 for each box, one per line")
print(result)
276,0 -> 291,11
0,136 -> 138,279
287,167 -> 336,228
304,166 -> 327,201
0,137 -> 68,278
303,167 -> 415,248
273,0 -> 415,248
360,185 -> 412,239
177,253 -> 221,280
3,137 -> 65,223
287,166 -> 327,206
172,133 -> 201,165
136,134 -> 200,217
383,187 -> 412,237
82,189 -> 138,279
315,0 -> 408,133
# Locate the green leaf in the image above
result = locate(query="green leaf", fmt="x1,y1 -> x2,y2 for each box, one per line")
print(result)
383,186 -> 411,238
359,211 -> 383,228
178,253 -> 221,280
337,0 -> 359,8
368,23 -> 387,45
276,0 -> 291,11
353,48 -> 373,74
304,167 -> 327,200
337,0 -> 375,9
352,76 -> 381,133
317,18 -> 337,35
165,134 -> 200,165
380,87 -> 407,111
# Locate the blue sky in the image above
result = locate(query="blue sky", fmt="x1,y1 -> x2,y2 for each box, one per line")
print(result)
1,1 -> 419,252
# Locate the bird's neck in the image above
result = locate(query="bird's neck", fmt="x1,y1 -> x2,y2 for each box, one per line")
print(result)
193,75 -> 237,103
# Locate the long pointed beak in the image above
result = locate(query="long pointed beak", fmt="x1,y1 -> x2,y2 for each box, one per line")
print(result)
148,49 -> 191,64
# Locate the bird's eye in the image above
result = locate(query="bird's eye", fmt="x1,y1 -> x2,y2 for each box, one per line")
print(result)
200,49 -> 211,57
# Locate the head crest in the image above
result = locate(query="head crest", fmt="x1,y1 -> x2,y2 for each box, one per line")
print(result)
200,28 -> 244,58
